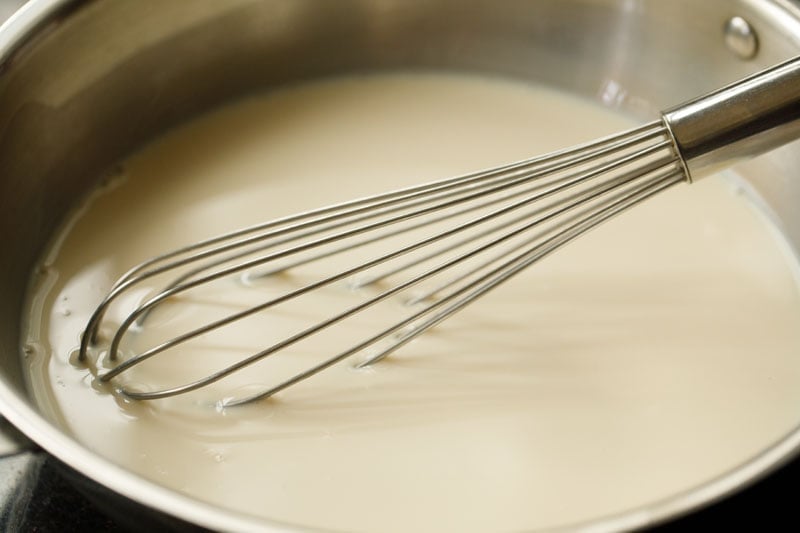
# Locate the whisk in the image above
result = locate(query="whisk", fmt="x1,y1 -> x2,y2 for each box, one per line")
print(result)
80,56 -> 800,406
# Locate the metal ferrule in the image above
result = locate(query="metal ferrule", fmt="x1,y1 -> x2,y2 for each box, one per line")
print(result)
663,56 -> 800,182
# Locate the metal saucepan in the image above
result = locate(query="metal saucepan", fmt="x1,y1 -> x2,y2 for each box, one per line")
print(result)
2,0 -> 800,530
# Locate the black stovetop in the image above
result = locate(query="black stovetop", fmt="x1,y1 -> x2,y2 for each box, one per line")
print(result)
0,452 -> 121,532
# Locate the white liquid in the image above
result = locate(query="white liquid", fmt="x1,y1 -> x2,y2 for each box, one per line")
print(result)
22,73 -> 800,531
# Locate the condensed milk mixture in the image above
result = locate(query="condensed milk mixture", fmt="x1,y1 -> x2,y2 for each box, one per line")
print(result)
21,73 -> 800,531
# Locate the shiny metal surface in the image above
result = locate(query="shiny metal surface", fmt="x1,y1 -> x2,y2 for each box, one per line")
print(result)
664,55 -> 800,180
0,0 -> 799,531
0,417 -> 31,457
725,15 -> 761,59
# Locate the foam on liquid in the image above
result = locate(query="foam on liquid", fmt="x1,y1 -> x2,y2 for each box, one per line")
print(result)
21,73 -> 800,531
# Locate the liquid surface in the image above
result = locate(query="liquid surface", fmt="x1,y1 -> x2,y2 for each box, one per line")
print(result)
22,73 -> 800,531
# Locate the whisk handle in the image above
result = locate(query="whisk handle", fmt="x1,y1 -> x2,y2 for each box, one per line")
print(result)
663,55 -> 800,182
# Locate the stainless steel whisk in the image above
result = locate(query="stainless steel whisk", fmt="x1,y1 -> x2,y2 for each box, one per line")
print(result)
80,57 -> 800,406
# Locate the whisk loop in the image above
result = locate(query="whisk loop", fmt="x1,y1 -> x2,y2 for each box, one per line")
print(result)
80,56 -> 800,405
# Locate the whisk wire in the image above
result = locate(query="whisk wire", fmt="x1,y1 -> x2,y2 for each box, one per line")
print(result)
96,121 -> 685,402
237,167 -> 686,404
81,122 -> 665,352
100,126 -> 673,374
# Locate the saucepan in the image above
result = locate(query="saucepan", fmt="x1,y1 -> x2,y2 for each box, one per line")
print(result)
1,0 -> 800,530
